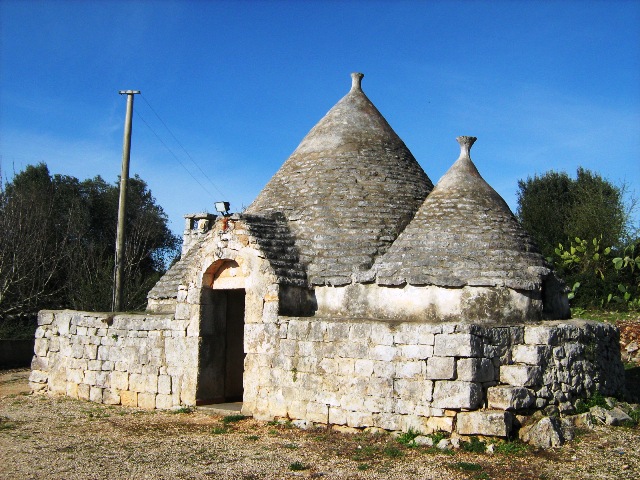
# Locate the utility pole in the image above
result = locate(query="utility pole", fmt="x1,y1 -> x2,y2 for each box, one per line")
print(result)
113,90 -> 140,312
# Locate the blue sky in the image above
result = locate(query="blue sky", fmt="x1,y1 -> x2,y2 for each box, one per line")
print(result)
1,0 -> 639,236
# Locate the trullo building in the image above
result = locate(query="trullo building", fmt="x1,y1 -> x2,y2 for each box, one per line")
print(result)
30,73 -> 624,437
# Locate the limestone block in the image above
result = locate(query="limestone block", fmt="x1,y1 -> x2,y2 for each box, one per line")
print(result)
84,370 -> 97,386
66,382 -> 79,398
38,311 -> 55,325
512,345 -> 548,365
425,415 -> 454,433
371,345 -> 396,362
120,390 -> 137,407
370,323 -> 394,345
399,344 -> 433,360
158,375 -> 172,395
324,322 -> 350,342
95,371 -> 110,388
138,392 -> 156,409
432,381 -> 482,409
34,338 -> 49,357
426,357 -> 456,380
374,413 -> 402,431
349,322 -> 372,342
155,394 -> 174,409
31,356 -> 48,371
395,323 -> 440,345
328,406 -> 347,424
487,386 -> 534,410
372,360 -> 395,377
433,334 -> 482,358
524,325 -> 559,346
103,389 -> 121,405
306,402 -> 329,424
101,361 -> 114,371
354,359 -> 374,377
78,383 -> 91,401
87,360 -> 102,371
457,410 -> 513,437
395,361 -> 423,379
500,365 -> 542,387
89,387 -> 103,403
456,358 -> 494,382
110,371 -> 128,392
347,410 -> 373,428
67,369 -> 84,384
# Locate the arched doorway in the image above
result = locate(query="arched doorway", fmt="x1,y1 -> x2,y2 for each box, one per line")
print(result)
197,260 -> 246,405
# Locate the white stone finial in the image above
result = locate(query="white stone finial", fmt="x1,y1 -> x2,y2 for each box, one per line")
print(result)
456,136 -> 477,158
351,72 -> 364,91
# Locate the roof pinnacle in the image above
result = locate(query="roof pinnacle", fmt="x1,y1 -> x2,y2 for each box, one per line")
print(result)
350,72 -> 364,91
456,136 -> 477,159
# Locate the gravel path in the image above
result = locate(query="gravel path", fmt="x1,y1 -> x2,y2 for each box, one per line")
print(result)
1,369 -> 639,480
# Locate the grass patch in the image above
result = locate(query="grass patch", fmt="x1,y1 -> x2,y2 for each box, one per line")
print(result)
383,445 -> 403,458
211,426 -> 229,434
289,461 -> 308,471
283,443 -> 298,449
493,440 -> 529,455
352,445 -> 379,461
0,422 -> 17,431
357,463 -> 370,471
462,436 -> 486,453
222,414 -> 246,424
396,428 -> 420,447
246,435 -> 259,441
451,461 -> 483,472
574,391 -> 610,413
171,406 -> 193,414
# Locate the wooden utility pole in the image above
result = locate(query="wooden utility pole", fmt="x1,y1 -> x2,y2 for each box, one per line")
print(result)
113,90 -> 140,312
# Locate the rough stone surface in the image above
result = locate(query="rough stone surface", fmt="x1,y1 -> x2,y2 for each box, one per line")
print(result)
245,73 -> 433,286
487,386 -> 535,411
519,416 -> 572,448
457,410 -> 513,437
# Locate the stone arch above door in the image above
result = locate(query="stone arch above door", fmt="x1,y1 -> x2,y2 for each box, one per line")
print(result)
203,259 -> 245,290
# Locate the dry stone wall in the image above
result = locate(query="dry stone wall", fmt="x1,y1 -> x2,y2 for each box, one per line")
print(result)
29,310 -> 196,409
243,317 -> 624,436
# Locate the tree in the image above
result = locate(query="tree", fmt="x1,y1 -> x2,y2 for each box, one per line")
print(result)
0,164 -> 180,329
517,168 -> 627,259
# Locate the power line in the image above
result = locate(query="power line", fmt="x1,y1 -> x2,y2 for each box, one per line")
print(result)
134,110 -> 215,198
139,94 -> 227,199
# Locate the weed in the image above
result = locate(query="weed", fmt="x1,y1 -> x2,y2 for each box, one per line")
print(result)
111,334 -> 118,341
211,426 -> 229,434
0,422 -> 17,431
246,435 -> 259,441
284,443 -> 298,449
429,431 -> 448,444
575,391 -> 610,413
462,436 -> 486,453
222,414 -> 246,424
383,445 -> 403,458
289,461 -> 308,471
396,428 -> 420,447
451,461 -> 483,472
266,420 -> 279,426
351,445 -> 379,461
172,406 -> 193,414
493,440 -> 528,455
268,429 -> 279,435
357,463 -> 370,471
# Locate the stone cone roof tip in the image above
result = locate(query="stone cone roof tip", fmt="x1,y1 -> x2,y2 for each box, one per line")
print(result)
246,72 -> 433,286
374,136 -> 550,290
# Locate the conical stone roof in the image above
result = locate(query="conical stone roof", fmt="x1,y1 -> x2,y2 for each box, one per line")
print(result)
374,136 -> 550,290
246,73 -> 433,286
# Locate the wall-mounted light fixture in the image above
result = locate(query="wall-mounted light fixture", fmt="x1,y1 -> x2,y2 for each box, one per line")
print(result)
215,201 -> 231,216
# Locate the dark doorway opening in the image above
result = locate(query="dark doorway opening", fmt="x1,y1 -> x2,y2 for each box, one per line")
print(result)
197,288 -> 246,405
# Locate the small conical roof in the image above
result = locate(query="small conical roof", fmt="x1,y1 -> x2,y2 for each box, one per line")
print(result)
374,136 -> 549,290
246,73 -> 433,285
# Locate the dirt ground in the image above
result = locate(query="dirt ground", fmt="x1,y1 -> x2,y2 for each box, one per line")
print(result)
2,315 -> 639,480
0,367 -> 638,480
